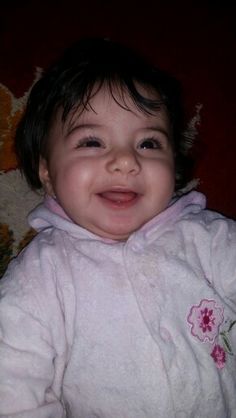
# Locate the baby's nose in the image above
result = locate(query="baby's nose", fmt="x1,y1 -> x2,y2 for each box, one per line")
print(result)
106,149 -> 141,175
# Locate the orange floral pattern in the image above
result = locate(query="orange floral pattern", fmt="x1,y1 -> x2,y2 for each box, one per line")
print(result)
0,68 -> 42,172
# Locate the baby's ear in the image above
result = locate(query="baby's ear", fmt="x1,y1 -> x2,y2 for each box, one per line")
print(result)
39,157 -> 55,196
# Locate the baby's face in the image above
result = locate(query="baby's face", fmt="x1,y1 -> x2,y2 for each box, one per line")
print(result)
39,86 -> 175,240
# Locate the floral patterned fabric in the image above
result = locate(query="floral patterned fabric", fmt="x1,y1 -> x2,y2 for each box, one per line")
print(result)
0,70 -> 43,277
188,298 -> 236,369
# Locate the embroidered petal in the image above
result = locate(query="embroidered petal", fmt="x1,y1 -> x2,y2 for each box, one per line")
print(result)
211,344 -> 226,369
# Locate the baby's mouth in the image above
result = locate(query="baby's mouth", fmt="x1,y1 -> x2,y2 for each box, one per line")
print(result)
99,191 -> 137,203
97,190 -> 139,208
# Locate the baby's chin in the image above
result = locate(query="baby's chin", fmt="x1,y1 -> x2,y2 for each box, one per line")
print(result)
82,218 -> 149,242
90,227 -> 133,242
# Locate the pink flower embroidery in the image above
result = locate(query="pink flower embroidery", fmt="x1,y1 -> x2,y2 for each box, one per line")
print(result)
211,345 -> 226,369
187,299 -> 224,342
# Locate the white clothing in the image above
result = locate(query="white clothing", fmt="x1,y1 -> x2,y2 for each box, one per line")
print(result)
0,191 -> 236,417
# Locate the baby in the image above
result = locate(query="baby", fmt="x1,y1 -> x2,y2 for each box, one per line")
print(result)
0,38 -> 235,418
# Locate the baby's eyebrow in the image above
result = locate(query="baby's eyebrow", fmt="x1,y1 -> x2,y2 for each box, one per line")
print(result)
65,123 -> 102,137
142,126 -> 170,137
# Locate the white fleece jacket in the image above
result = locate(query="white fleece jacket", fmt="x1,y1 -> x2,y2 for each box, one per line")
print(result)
0,191 -> 236,418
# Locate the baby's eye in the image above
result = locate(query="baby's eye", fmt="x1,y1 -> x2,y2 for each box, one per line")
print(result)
139,138 -> 162,150
76,137 -> 102,148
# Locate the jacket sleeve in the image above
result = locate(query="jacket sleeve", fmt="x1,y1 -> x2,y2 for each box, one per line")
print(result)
0,255 -> 67,418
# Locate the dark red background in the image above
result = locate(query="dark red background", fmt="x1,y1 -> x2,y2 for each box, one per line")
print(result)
1,0 -> 236,218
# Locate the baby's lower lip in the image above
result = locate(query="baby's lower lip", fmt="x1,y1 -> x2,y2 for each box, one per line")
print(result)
97,191 -> 139,208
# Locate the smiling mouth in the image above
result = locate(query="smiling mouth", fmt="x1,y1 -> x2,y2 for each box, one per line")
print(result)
97,190 -> 139,208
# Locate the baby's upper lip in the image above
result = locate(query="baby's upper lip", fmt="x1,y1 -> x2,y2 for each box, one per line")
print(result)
98,185 -> 140,193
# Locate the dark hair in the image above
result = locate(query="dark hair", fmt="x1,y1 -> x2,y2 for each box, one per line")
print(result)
15,37 -> 189,190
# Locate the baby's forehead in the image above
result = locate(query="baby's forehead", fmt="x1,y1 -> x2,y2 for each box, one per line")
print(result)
67,99 -> 166,134
59,83 -> 166,126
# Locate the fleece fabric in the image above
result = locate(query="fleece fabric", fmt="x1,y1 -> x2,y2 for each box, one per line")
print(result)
0,191 -> 236,418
